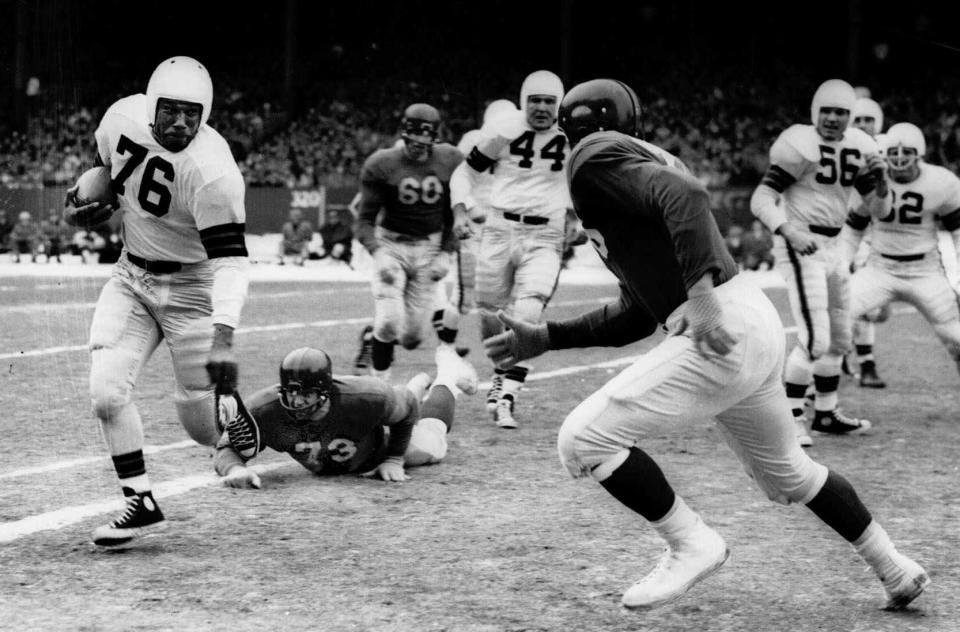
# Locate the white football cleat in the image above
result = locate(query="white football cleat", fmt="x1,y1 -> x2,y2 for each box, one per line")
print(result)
494,398 -> 517,429
878,550 -> 930,611
435,344 -> 478,395
622,524 -> 729,610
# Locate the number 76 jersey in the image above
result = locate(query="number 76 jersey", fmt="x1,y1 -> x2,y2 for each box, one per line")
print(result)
94,94 -> 246,262
473,110 -> 571,218
769,124 -> 879,229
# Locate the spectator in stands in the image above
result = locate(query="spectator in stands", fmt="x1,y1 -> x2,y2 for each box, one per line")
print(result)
72,227 -> 106,264
724,224 -> 744,269
10,211 -> 38,263
279,208 -> 314,266
0,210 -> 13,254
39,211 -> 73,263
740,219 -> 775,271
317,208 -> 354,266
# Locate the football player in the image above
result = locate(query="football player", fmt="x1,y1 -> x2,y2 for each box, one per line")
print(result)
845,96 -> 891,388
485,78 -> 929,612
450,71 -> 572,429
215,344 -> 478,487
64,57 -> 256,548
750,79 -> 889,447
829,123 -> 960,381
353,103 -> 462,381
430,99 -> 519,352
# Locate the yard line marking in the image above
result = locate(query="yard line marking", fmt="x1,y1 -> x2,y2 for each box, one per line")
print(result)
0,297 -> 616,360
0,440 -> 197,480
0,461 -> 295,544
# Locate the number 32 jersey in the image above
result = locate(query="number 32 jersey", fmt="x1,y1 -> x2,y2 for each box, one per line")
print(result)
472,110 -> 571,219
95,94 -> 246,263
769,124 -> 879,229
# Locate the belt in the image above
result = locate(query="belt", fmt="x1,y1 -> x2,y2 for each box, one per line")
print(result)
880,252 -> 925,262
127,252 -> 182,274
503,211 -> 549,226
808,225 -> 842,237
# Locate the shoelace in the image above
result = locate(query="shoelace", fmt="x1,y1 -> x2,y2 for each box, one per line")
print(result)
112,495 -> 141,527
227,417 -> 256,446
487,376 -> 503,402
636,548 -> 674,585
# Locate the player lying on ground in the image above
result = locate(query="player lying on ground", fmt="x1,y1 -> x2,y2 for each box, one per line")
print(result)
485,78 -> 929,612
215,345 -> 477,487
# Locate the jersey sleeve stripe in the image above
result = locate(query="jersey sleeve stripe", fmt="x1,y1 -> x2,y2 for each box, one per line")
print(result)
941,207 -> 960,232
760,165 -> 796,193
845,211 -> 871,231
200,223 -> 248,259
466,146 -> 496,172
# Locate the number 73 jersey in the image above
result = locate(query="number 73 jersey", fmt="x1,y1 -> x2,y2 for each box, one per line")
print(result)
94,94 -> 246,262
769,124 -> 879,229
474,110 -> 571,218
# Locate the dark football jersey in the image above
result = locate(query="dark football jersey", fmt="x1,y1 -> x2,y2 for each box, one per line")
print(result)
549,132 -> 738,347
358,143 -> 463,240
215,375 -> 417,476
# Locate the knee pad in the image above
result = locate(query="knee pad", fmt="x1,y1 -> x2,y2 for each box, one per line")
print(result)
174,388 -> 219,447
375,320 -> 400,343
399,332 -> 422,350
89,382 -> 132,421
751,455 -> 829,506
557,394 -> 621,479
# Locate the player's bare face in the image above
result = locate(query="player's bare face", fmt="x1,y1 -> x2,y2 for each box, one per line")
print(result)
403,138 -> 432,162
153,98 -> 203,152
886,147 -> 921,183
526,95 -> 557,130
816,107 -> 850,141
852,115 -> 877,137
287,389 -> 331,421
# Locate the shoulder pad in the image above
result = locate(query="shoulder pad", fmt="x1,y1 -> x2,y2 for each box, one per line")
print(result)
771,124 -> 819,164
103,94 -> 150,126
845,127 -> 880,154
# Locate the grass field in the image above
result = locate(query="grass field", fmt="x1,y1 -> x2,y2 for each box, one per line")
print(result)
1,259 -> 958,632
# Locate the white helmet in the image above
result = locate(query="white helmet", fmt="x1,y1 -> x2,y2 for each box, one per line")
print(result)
146,56 -> 213,127
883,122 -> 926,171
810,79 -> 856,126
520,70 -> 564,108
483,99 -> 517,125
852,97 -> 884,136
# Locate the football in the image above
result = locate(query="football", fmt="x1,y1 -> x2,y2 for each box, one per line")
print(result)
75,166 -> 118,206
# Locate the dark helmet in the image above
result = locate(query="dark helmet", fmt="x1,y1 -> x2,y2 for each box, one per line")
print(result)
279,347 -> 334,422
558,79 -> 643,147
401,103 -> 441,145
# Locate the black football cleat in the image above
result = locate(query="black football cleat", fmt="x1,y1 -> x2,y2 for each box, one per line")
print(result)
93,488 -> 165,548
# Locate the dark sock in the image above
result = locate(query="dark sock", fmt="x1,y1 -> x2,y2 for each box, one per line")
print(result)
437,327 -> 457,344
420,384 -> 456,432
372,338 -> 395,371
805,470 -> 873,542
598,447 -> 676,522
112,450 -> 146,479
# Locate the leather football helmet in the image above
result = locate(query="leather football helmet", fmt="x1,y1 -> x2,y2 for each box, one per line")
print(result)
852,97 -> 883,137
401,103 -> 441,145
558,78 -> 643,147
279,347 -> 335,422
520,70 -> 564,108
146,56 -> 213,127
883,122 -> 926,172
810,79 -> 856,127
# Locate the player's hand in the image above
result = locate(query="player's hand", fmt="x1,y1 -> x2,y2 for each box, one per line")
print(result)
360,456 -> 409,482
206,324 -> 238,395
484,310 -> 551,368
563,220 -> 589,250
64,185 -> 115,228
778,223 -> 818,256
222,465 -> 262,489
673,290 -> 738,356
427,251 -> 452,282
373,249 -> 396,284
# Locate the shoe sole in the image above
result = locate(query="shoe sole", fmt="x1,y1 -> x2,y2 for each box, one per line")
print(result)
93,521 -> 167,548
884,572 -> 931,611
859,382 -> 887,389
622,548 -> 730,610
811,425 -> 871,436
798,436 -> 813,448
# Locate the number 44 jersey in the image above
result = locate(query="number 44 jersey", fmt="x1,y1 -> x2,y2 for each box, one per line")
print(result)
769,124 -> 880,230
94,94 -> 246,262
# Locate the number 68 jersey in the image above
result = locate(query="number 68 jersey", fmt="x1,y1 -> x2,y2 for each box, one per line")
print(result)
470,110 -> 571,219
768,124 -> 880,229
94,94 -> 246,263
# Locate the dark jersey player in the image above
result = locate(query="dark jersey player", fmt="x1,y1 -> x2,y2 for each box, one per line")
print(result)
483,79 -> 929,612
353,103 -> 463,382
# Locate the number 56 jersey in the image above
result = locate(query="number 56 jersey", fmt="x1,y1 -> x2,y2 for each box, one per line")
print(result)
769,124 -> 879,230
94,94 -> 246,263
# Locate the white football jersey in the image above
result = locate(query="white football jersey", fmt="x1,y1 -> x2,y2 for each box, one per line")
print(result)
473,110 -> 571,219
770,124 -> 879,229
95,94 -> 246,262
870,163 -> 960,257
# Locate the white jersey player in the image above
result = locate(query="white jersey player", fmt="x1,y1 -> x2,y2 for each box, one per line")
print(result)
833,123 -> 960,378
450,71 -> 571,429
64,57 -> 252,548
750,79 -> 890,447
432,99 -> 518,351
